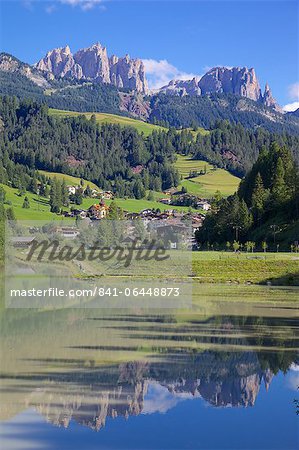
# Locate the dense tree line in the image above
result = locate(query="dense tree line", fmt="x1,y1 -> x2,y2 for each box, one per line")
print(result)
169,120 -> 299,176
0,71 -> 121,114
0,96 -> 180,198
196,143 -> 299,248
150,93 -> 299,136
2,62 -> 299,138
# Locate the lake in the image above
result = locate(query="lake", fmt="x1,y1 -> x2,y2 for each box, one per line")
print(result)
0,284 -> 298,449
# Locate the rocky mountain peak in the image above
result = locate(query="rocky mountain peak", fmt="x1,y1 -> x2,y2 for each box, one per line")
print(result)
0,52 -> 51,87
36,45 -> 78,78
63,45 -> 71,55
158,66 -> 280,110
198,66 -> 262,102
73,43 -> 110,83
159,77 -> 202,96
36,43 -> 148,94
262,82 -> 281,111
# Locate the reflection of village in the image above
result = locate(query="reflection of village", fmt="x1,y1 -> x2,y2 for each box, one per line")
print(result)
28,352 -> 274,432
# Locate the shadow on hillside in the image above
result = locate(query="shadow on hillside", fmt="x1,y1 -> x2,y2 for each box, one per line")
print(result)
32,198 -> 49,205
261,271 -> 299,286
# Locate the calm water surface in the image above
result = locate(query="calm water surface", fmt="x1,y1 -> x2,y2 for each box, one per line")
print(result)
0,285 -> 298,449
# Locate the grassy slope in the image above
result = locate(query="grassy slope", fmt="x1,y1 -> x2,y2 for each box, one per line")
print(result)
48,110 -> 239,198
192,251 -> 299,285
1,184 -> 196,220
175,155 -> 240,198
38,170 -> 100,191
1,184 -> 59,220
49,109 -> 166,137
184,127 -> 210,137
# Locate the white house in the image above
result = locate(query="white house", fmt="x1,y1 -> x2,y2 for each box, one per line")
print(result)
197,201 -> 211,211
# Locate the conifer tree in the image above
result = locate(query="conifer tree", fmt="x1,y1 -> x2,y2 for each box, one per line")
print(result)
272,157 -> 288,204
133,178 -> 145,199
49,179 -> 61,213
29,177 -> 38,194
84,184 -> 92,198
39,182 -> 46,197
251,172 -> 267,214
6,207 -> 16,220
237,199 -> 253,233
22,196 -> 30,209
61,179 -> 69,207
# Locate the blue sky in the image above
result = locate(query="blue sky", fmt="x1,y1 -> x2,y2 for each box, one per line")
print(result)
0,0 -> 298,109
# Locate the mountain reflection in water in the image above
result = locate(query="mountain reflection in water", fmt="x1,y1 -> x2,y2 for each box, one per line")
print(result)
28,354 -> 278,431
0,290 -> 298,449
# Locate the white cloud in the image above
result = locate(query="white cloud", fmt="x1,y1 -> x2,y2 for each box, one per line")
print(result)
60,0 -> 104,11
142,383 -> 195,415
283,101 -> 299,112
22,0 -> 34,11
283,82 -> 299,111
288,82 -> 299,100
45,4 -> 56,13
142,58 -> 200,90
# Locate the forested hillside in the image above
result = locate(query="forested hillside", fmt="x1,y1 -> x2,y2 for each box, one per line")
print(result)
173,120 -> 299,176
0,96 -> 179,198
150,93 -> 299,135
196,143 -> 299,248
1,95 -> 299,198
0,68 -> 122,114
1,54 -> 299,137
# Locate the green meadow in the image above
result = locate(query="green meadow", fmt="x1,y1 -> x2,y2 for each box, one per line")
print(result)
1,184 -> 60,220
1,184 -> 196,220
38,170 -> 100,191
192,251 -> 299,285
175,154 -> 240,197
49,109 -> 166,137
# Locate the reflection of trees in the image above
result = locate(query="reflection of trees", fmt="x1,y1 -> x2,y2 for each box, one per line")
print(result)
2,346 -> 297,431
0,307 -> 298,429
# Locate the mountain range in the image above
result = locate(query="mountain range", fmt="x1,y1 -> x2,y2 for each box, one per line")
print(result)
35,43 -> 281,110
0,43 -> 279,107
0,44 -> 299,134
159,67 -> 281,111
35,43 -> 149,94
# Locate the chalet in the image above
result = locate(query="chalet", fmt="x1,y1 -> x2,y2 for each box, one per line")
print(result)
88,201 -> 109,219
197,201 -> 211,211
67,186 -> 77,195
101,191 -> 113,200
160,198 -> 172,205
67,209 -> 86,218
163,187 -> 178,196
91,189 -> 101,198
140,209 -> 154,217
